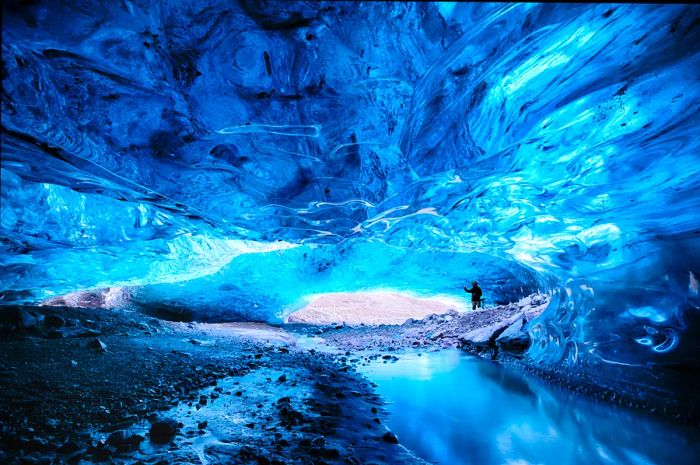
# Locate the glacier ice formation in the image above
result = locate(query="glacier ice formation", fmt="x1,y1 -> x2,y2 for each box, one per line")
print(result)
2,1 -> 700,395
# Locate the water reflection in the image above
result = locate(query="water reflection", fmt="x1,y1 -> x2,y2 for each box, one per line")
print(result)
358,350 -> 700,465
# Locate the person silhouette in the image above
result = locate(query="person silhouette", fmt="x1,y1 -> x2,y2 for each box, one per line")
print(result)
463,281 -> 483,310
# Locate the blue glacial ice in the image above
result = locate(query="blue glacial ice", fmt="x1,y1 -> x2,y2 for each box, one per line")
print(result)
1,1 -> 700,391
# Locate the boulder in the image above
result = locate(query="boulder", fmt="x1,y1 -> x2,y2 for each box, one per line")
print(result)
382,431 -> 399,444
460,323 -> 501,346
495,318 -> 530,356
87,338 -> 107,351
44,314 -> 65,328
460,312 -> 525,349
0,308 -> 47,332
106,430 -> 144,451
18,311 -> 39,330
149,418 -> 179,444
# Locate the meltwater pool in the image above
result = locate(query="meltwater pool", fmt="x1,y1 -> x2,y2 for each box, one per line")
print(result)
358,350 -> 700,465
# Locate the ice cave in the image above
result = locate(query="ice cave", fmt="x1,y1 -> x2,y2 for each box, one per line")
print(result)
1,1 -> 700,464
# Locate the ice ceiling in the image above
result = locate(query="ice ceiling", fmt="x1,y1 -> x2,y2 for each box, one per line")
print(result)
1,2 -> 700,376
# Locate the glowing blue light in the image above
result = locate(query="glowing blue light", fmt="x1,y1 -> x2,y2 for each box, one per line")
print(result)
1,2 -> 699,381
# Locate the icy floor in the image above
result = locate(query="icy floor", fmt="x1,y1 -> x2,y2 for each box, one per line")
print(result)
357,350 -> 700,465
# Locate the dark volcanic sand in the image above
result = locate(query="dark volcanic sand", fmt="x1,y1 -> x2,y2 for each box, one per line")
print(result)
1,296 -> 697,464
0,306 -> 427,465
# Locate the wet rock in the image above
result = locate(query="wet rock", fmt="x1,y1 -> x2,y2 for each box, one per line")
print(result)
46,329 -> 65,339
87,338 -> 107,352
313,446 -> 341,459
0,308 -> 41,332
106,430 -> 144,451
278,374 -> 287,382
197,421 -> 207,430
82,328 -> 103,337
55,327 -> 102,338
495,317 -> 530,356
44,314 -> 65,328
18,310 -> 40,330
57,440 -> 82,454
149,418 -> 179,444
382,431 -> 399,444
277,397 -> 304,426
86,441 -> 111,461
137,322 -> 152,331
45,418 -> 60,428
461,312 -> 524,348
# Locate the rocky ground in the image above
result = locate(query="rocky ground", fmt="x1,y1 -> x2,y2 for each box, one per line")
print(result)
1,292 -> 696,464
286,293 -> 549,359
283,293 -> 700,426
0,306 -> 428,465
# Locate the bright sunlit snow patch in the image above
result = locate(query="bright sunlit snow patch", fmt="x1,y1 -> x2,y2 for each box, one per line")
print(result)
285,290 -> 468,325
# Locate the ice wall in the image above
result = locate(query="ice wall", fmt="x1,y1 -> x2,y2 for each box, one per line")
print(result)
2,1 -> 700,385
129,242 -> 543,321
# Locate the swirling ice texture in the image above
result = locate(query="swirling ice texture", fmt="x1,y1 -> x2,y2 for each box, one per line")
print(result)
2,1 -> 700,387
129,242 -> 543,321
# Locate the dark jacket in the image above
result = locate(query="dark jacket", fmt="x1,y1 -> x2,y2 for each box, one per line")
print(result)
465,285 -> 482,302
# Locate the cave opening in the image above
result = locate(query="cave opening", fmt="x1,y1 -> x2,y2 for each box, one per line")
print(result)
2,1 -> 700,464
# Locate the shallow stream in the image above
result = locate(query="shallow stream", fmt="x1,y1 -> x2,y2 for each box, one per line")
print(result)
358,350 -> 700,465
